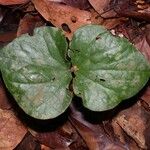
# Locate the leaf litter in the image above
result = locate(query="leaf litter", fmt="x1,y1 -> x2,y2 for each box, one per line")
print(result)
0,0 -> 150,149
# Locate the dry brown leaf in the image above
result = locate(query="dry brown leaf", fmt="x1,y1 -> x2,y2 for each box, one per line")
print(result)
135,36 -> 150,63
109,120 -> 140,150
69,102 -> 126,150
115,22 -> 150,62
0,0 -> 30,5
29,121 -> 78,149
17,15 -> 44,37
89,0 -> 111,14
90,9 -> 127,30
114,102 -> 150,149
32,0 -> 91,39
0,109 -> 27,150
134,25 -> 150,62
14,132 -> 41,150
114,0 -> 150,22
48,0 -> 90,9
141,86 -> 150,109
41,144 -> 52,150
0,32 -> 16,43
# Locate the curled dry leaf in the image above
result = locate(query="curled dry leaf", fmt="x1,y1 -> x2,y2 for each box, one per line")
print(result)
114,102 -> 150,149
0,0 -> 30,5
0,109 -> 27,150
32,0 -> 91,39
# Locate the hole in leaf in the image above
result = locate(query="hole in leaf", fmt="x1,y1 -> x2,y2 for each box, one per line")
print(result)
75,49 -> 80,52
96,35 -> 101,40
28,31 -> 34,36
100,79 -> 106,82
52,77 -> 55,81
61,23 -> 71,33
71,16 -> 77,23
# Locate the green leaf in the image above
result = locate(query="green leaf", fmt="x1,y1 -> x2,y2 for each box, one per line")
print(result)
70,25 -> 150,111
0,27 -> 72,119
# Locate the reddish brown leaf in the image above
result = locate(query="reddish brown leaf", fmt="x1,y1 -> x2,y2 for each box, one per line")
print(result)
135,37 -> 150,62
60,0 -> 90,9
0,109 -> 27,150
17,15 -> 44,37
48,0 -> 90,9
40,144 -> 51,150
114,0 -> 150,22
69,102 -> 126,150
115,22 -> 150,62
14,132 -> 41,150
29,121 -> 79,149
140,85 -> 150,110
0,31 -> 16,43
32,0 -> 91,39
90,9 -> 127,29
89,0 -> 111,14
107,120 -> 140,150
134,25 -> 150,62
0,0 -> 30,5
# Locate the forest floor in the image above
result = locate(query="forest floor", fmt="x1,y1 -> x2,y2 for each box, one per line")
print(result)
0,0 -> 150,149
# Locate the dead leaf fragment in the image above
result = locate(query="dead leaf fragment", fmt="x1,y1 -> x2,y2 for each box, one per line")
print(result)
135,36 -> 150,62
41,144 -> 52,150
114,0 -> 150,22
69,102 -> 126,150
0,109 -> 27,150
60,0 -> 90,9
48,0 -> 90,9
89,0 -> 111,14
32,0 -> 91,39
14,132 -> 41,150
30,121 -> 77,149
17,15 -> 44,37
0,0 -> 30,5
0,32 -> 16,43
141,86 -> 150,109
115,103 -> 150,149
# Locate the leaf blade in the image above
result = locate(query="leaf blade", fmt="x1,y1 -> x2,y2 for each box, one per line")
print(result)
0,27 -> 72,119
70,25 -> 150,111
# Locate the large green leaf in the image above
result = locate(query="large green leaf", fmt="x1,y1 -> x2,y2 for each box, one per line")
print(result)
70,25 -> 150,111
0,27 -> 72,119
